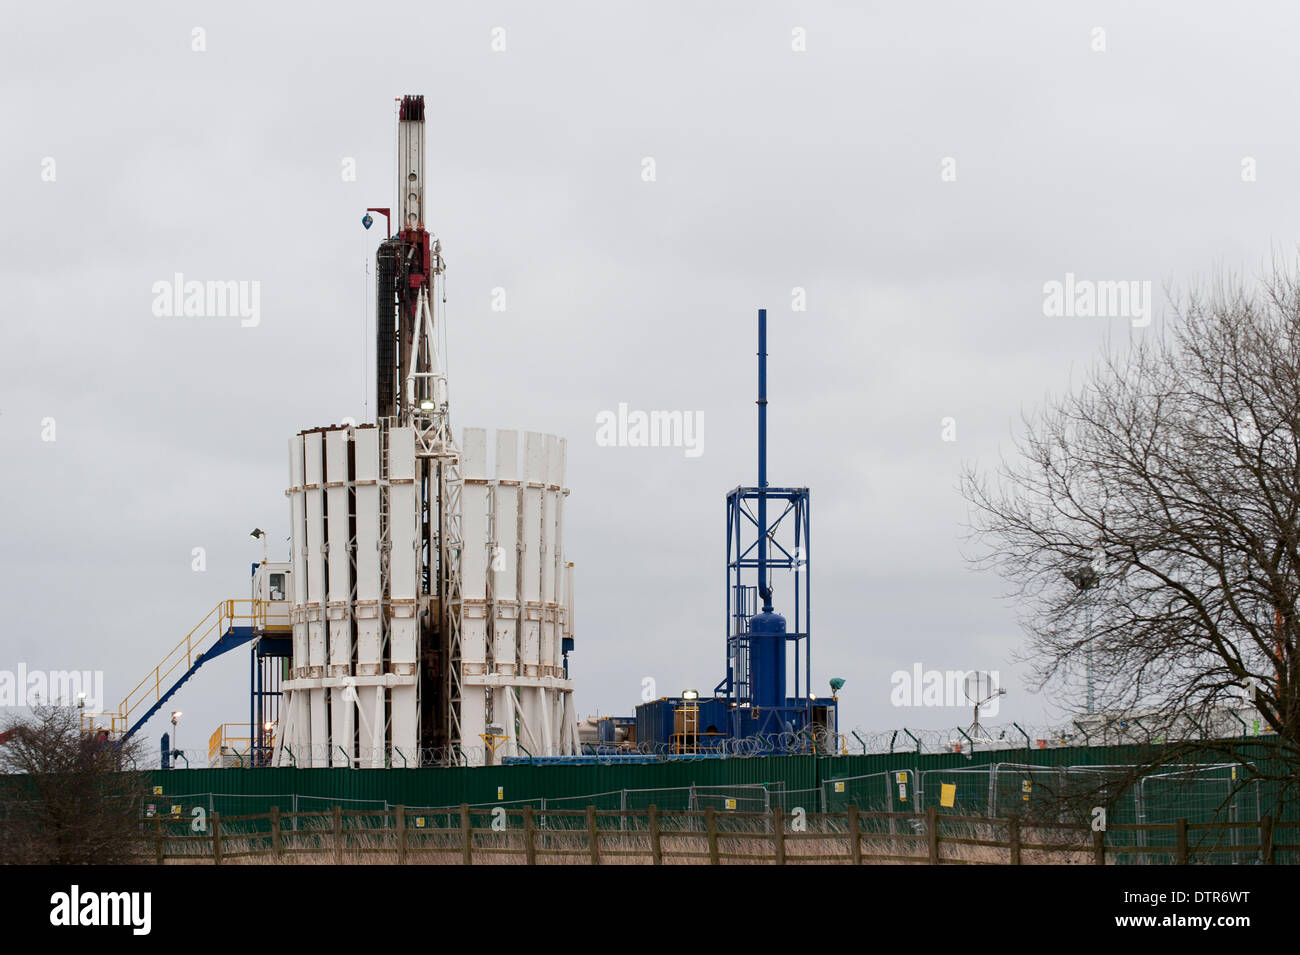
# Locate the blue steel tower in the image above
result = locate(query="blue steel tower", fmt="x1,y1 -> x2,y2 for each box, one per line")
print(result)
716,309 -> 813,746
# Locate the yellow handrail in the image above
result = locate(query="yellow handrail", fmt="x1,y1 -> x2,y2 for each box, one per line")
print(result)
208,725 -> 223,760
209,722 -> 260,763
94,599 -> 268,737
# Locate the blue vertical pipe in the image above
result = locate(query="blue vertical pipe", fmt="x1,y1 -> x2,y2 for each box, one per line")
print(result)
757,309 -> 771,612
748,308 -> 786,723
249,644 -> 255,762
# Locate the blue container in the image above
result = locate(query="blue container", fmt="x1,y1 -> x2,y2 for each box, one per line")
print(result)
635,699 -> 677,748
597,718 -> 617,743
748,610 -> 787,714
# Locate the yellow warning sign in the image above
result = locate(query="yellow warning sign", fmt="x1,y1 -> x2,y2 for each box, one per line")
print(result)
940,783 -> 957,808
725,798 -> 736,810
834,781 -> 845,793
497,786 -> 504,800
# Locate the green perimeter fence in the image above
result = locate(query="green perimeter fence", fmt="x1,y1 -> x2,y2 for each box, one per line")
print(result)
136,741 -> 1298,863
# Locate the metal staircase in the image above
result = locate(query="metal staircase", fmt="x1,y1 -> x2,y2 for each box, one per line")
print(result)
83,600 -> 264,741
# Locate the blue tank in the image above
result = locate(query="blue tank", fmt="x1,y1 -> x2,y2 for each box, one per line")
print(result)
748,610 -> 787,713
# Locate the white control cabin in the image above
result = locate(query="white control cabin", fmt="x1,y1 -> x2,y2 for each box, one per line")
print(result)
251,561 -> 292,631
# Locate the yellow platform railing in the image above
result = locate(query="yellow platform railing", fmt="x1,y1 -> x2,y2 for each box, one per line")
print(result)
208,722 -> 260,764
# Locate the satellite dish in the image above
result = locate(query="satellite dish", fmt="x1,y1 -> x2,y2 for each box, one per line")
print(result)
963,670 -> 1005,742
963,671 -> 999,706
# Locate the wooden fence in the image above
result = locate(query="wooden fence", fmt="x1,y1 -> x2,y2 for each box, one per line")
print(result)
141,803 -> 1300,865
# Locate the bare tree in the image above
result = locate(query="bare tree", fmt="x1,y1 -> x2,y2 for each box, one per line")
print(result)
962,265 -> 1300,810
0,703 -> 150,864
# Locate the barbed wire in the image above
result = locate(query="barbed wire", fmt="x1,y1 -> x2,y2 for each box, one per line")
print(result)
838,710 -> 1273,755
164,707 -> 1276,769
571,710 -> 1274,761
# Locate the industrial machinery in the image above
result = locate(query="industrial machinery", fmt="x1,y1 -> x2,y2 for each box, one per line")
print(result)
273,95 -> 579,768
629,309 -> 836,755
89,104 -> 822,768
89,95 -> 580,770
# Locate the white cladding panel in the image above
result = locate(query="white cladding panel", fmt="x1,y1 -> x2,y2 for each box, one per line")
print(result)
495,429 -> 518,482
463,427 -> 488,481
522,432 -> 544,601
304,431 -> 327,672
387,427 -> 418,760
553,438 -> 567,603
553,438 -> 568,672
391,687 -> 417,761
491,518 -> 519,639
354,427 -> 381,671
388,427 -> 418,604
493,430 -> 519,603
325,428 -> 353,767
388,427 -> 418,726
287,435 -> 309,764
490,430 -> 519,677
461,429 -> 489,598
302,431 -> 328,766
303,432 -> 326,666
541,434 -> 558,599
520,432 -> 544,681
540,435 -> 559,677
288,436 -> 308,669
565,563 -> 575,638
289,437 -> 307,607
325,429 -> 352,665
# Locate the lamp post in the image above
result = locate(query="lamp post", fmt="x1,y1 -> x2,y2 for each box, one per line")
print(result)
250,528 -> 268,563
170,710 -> 182,763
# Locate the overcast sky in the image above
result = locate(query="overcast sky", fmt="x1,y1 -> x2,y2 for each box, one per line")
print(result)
5,2 -> 1300,761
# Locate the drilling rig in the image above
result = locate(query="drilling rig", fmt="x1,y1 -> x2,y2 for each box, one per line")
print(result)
371,93 -> 461,756
274,95 -> 579,768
